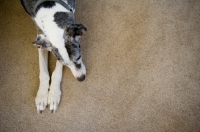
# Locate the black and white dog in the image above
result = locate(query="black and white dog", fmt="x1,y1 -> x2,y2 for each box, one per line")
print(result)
20,0 -> 87,113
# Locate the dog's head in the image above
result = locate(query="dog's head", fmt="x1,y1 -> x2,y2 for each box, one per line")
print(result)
63,24 -> 87,81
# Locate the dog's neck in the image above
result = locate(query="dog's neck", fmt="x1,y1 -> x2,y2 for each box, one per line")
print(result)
34,0 -> 73,16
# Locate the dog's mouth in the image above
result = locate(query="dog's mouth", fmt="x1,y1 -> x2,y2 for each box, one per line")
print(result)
32,42 -> 48,49
33,44 -> 45,49
32,41 -> 41,47
32,34 -> 51,50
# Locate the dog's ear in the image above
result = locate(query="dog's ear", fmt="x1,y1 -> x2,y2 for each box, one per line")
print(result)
66,24 -> 87,37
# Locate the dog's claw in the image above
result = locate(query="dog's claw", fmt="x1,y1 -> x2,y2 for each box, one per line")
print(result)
48,89 -> 61,113
37,110 -> 43,114
35,90 -> 48,113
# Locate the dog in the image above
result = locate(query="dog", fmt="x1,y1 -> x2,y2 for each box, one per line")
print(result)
20,0 -> 87,113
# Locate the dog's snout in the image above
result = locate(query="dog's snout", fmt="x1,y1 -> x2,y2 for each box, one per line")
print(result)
77,74 -> 85,82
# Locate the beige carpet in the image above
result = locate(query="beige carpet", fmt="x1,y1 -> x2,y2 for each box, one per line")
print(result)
0,0 -> 200,131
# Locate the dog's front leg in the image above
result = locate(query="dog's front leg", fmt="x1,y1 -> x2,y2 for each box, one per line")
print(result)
35,49 -> 49,113
48,60 -> 63,113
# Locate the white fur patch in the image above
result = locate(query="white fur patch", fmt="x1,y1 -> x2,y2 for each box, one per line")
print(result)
34,3 -> 71,65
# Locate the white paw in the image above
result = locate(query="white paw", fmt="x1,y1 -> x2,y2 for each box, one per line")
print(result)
48,86 -> 61,113
35,89 -> 48,113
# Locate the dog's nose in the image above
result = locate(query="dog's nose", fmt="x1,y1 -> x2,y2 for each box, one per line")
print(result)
77,74 -> 85,82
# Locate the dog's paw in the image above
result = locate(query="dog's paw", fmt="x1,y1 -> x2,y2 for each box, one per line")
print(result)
48,87 -> 61,113
35,90 -> 48,113
32,34 -> 51,50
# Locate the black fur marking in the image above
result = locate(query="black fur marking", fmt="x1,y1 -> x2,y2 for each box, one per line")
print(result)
36,1 -> 56,14
72,44 -> 77,48
65,41 -> 73,59
54,12 -> 75,29
37,36 -> 41,41
65,39 -> 81,63
76,55 -> 81,61
51,47 -> 64,62
74,62 -> 81,69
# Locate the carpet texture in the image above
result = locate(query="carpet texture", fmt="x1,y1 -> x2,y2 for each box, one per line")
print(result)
0,0 -> 200,131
